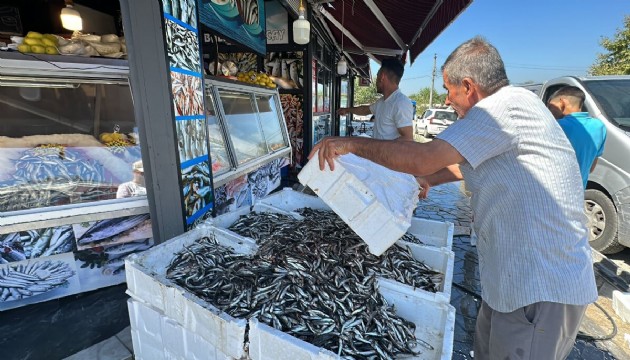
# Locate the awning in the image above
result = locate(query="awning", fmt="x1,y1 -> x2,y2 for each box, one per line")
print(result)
313,0 -> 472,76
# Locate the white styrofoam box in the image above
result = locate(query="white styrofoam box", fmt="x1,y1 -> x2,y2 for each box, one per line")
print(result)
248,318 -> 338,360
210,202 -> 300,229
128,298 -> 236,360
248,280 -> 455,360
386,240 -> 454,303
259,188 -> 454,251
125,227 -> 255,359
298,152 -> 419,256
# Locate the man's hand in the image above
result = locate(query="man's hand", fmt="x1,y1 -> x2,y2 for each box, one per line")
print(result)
308,136 -> 354,171
415,176 -> 431,199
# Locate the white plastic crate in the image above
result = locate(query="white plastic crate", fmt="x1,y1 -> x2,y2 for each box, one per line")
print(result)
211,202 -> 453,303
125,227 -> 255,359
297,152 -> 419,256
258,188 -> 454,250
248,279 -> 456,360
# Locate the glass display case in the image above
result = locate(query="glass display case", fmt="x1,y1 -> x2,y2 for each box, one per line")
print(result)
205,78 -> 291,186
0,68 -> 144,216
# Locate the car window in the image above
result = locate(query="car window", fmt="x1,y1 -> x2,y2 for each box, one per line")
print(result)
583,79 -> 630,130
435,111 -> 457,121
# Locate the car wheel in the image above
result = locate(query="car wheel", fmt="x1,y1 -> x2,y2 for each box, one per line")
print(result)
423,127 -> 430,138
584,189 -> 623,254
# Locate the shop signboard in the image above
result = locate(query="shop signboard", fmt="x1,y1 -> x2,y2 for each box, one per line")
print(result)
198,0 -> 267,55
265,1 -> 288,44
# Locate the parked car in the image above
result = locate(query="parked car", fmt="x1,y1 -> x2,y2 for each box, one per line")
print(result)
414,108 -> 457,137
538,75 -> 630,254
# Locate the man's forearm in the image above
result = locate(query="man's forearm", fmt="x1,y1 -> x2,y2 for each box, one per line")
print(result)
348,138 -> 463,177
424,164 -> 463,186
349,105 -> 372,116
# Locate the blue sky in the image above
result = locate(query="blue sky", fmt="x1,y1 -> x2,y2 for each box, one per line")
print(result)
383,0 -> 629,96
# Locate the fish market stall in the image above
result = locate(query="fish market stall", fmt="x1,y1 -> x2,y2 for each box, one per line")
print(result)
0,53 -> 154,310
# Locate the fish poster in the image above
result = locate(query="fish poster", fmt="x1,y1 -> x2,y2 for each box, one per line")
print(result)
0,225 -> 75,263
214,174 -> 252,216
248,157 -> 288,201
73,214 -> 152,251
74,238 -> 154,292
176,118 -> 209,165
163,0 -> 198,29
280,94 -> 304,168
0,253 -> 81,311
182,160 -> 214,223
199,0 -> 266,55
166,18 -> 202,74
171,71 -> 204,117
264,52 -> 303,89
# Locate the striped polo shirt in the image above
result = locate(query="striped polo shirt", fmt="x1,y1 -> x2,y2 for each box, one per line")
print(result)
437,86 -> 598,313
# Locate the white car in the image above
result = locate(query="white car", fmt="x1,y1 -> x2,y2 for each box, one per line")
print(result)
415,108 -> 457,137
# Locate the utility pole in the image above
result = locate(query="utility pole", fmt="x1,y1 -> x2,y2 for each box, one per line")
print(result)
429,53 -> 436,108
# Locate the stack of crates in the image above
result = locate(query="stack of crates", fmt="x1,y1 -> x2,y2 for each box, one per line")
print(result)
126,189 -> 456,359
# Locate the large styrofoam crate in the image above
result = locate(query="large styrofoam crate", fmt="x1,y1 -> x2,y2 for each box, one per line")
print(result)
128,298 -> 237,360
297,152 -> 419,256
211,202 -> 453,303
248,279 -> 456,360
125,227 -> 256,359
258,188 -> 454,250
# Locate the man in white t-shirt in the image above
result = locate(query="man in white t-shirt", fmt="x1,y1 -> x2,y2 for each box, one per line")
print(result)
337,58 -> 413,141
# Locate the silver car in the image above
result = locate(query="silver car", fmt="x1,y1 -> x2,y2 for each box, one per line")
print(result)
540,76 -> 630,254
414,108 -> 457,138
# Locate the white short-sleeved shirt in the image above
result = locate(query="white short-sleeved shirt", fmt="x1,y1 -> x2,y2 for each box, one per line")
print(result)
437,86 -> 598,312
369,89 -> 413,140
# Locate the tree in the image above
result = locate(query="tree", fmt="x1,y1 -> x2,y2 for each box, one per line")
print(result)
408,87 -> 447,115
590,15 -> 630,75
353,77 -> 379,105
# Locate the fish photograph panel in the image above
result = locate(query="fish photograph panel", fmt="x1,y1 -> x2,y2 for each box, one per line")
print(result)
74,238 -> 154,292
264,51 -> 303,89
0,252 -> 81,311
73,213 -> 152,251
165,18 -> 201,74
163,0 -> 198,29
280,94 -> 304,168
171,71 -> 204,117
182,160 -> 213,219
214,174 -> 252,216
0,225 -> 75,263
248,157 -> 287,201
176,117 -> 209,164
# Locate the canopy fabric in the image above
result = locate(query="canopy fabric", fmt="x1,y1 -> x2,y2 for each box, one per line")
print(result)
314,0 -> 472,77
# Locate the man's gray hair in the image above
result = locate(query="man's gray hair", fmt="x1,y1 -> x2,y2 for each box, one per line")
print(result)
441,37 -> 509,95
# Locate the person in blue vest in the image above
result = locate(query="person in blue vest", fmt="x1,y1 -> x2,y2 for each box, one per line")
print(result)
547,86 -> 607,189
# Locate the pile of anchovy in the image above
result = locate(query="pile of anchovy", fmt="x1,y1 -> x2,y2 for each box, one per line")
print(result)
167,209 -> 442,359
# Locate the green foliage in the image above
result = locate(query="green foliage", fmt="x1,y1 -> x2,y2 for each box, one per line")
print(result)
590,15 -> 630,75
353,77 -> 379,105
408,87 -> 447,115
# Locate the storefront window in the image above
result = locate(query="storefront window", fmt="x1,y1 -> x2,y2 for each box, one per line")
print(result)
0,78 -> 142,213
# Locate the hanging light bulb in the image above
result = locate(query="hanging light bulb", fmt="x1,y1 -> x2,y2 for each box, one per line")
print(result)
60,0 -> 83,31
337,57 -> 347,75
292,0 -> 310,45
336,0 -> 347,75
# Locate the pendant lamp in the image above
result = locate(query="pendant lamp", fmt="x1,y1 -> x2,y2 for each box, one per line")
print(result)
60,0 -> 83,31
336,0 -> 347,75
293,0 -> 310,45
